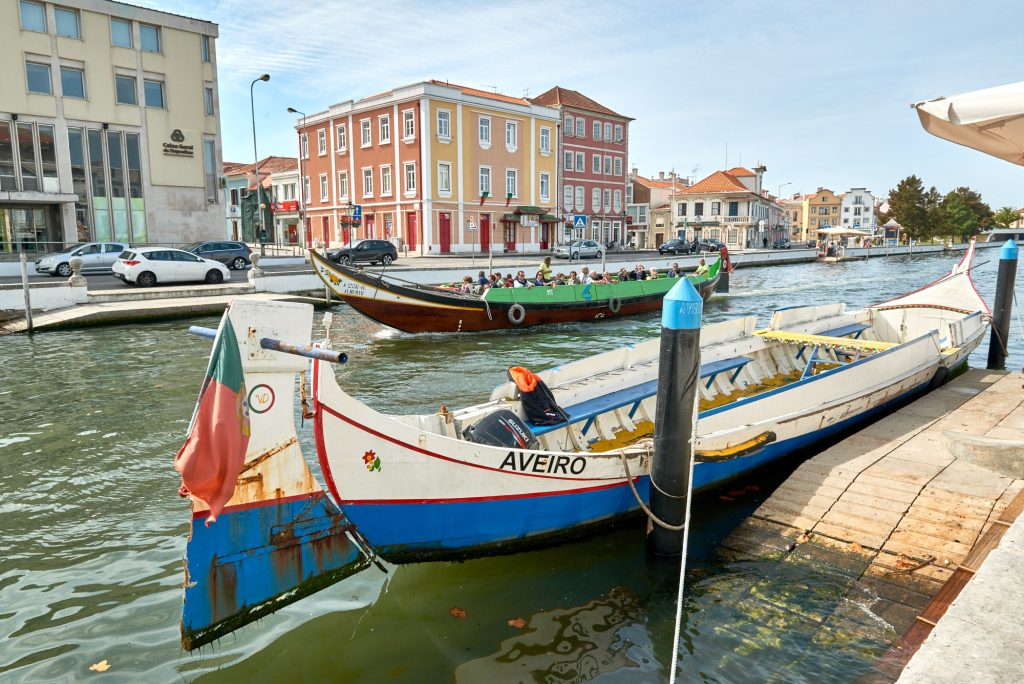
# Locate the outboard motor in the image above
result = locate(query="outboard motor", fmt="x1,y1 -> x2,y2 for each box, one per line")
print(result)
463,410 -> 538,450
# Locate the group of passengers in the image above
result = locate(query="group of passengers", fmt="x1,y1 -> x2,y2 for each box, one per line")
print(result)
455,256 -> 708,294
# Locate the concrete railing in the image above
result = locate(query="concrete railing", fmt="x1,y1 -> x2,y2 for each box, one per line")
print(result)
0,280 -> 88,311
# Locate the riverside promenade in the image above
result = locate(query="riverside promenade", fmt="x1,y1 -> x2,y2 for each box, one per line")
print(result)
717,369 -> 1024,682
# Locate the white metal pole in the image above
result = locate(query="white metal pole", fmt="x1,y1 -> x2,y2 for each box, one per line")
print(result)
20,252 -> 33,333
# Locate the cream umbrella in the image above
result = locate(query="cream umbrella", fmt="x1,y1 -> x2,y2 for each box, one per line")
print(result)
913,81 -> 1024,165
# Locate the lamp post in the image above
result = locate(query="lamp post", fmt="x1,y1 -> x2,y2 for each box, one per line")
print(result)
287,107 -> 306,250
777,181 -> 791,199
250,73 -> 270,255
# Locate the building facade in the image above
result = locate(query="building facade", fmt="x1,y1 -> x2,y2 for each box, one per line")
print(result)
785,187 -> 842,242
626,170 -> 688,249
269,166 -> 300,244
295,80 -> 560,254
838,187 -> 876,235
222,156 -> 296,243
668,167 -> 780,250
528,87 -> 631,247
1,0 -> 222,253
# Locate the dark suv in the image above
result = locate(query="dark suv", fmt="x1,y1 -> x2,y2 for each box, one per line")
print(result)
327,239 -> 398,266
695,238 -> 726,252
183,241 -> 252,270
658,238 -> 692,255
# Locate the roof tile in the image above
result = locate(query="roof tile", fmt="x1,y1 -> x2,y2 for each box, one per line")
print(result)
528,86 -> 632,119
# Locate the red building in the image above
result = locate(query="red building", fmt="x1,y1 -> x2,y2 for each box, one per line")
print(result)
529,87 -> 632,247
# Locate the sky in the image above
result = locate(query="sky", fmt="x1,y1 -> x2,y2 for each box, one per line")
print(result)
147,0 -> 1023,208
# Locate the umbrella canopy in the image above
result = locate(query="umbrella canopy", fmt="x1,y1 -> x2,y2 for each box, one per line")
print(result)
913,81 -> 1024,165
817,227 -> 870,236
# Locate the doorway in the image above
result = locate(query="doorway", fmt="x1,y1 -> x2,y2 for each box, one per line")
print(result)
479,214 -> 490,253
439,212 -> 451,253
406,212 -> 417,251
503,221 -> 516,252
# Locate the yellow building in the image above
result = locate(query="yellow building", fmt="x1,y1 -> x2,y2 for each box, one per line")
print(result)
1,0 -> 221,252
785,187 -> 841,242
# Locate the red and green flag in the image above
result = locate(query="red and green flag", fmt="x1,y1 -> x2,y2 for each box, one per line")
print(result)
175,313 -> 250,524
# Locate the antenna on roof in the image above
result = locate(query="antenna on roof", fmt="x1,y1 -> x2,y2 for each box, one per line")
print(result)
482,84 -> 499,93
523,87 -> 530,98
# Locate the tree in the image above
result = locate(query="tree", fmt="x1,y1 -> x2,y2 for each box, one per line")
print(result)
887,175 -> 928,242
993,206 -> 1019,228
940,187 -> 993,241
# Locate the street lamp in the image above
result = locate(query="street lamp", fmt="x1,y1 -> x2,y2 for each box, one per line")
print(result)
287,106 -> 306,249
250,73 -> 270,255
777,181 -> 791,198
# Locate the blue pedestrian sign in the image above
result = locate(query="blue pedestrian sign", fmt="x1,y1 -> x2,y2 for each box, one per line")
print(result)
352,204 -> 362,221
572,214 -> 588,229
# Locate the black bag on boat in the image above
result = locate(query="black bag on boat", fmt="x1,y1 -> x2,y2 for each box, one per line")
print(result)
508,367 -> 570,426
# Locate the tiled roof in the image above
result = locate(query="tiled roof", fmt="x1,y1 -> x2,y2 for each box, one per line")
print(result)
528,86 -> 632,119
674,169 -> 749,194
223,161 -> 250,175
725,166 -> 754,177
225,156 -> 297,177
429,80 -> 530,106
635,175 -> 688,191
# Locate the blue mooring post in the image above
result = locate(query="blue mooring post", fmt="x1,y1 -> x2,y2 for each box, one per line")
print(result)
986,239 -> 1019,370
647,277 -> 703,556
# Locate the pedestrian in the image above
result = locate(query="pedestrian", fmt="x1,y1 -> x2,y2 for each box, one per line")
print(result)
762,236 -> 768,249
539,255 -> 553,281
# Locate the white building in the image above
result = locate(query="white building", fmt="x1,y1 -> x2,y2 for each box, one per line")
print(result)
839,187 -> 876,235
669,166 -> 781,250
270,167 -> 301,245
625,170 -> 688,249
1,0 -> 222,254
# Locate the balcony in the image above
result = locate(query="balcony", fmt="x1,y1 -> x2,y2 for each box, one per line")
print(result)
675,215 -> 753,226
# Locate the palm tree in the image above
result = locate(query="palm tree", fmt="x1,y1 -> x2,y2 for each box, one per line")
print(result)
993,206 -> 1020,228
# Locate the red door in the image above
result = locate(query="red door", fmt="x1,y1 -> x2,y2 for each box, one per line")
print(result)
479,214 -> 490,253
365,216 -> 375,239
321,216 -> 330,244
406,212 -> 417,251
504,222 -> 516,252
439,213 -> 451,253
540,224 -> 549,250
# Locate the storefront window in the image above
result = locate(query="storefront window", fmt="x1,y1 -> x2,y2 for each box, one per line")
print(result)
106,131 -> 130,241
38,124 -> 58,192
125,133 -> 146,241
67,127 -> 91,241
17,123 -> 37,192
0,122 -> 16,191
203,139 -> 216,203
88,129 -> 109,240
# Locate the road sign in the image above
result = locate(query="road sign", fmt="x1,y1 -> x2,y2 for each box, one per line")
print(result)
351,204 -> 362,221
572,214 -> 588,229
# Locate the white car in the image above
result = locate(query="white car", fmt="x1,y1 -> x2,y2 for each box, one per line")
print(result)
112,247 -> 231,287
553,240 -> 604,259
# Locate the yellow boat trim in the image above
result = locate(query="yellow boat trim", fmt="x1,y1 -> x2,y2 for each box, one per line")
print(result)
756,329 -> 896,352
696,431 -> 776,461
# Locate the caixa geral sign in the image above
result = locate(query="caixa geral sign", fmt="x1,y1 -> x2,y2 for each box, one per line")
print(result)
163,129 -> 195,157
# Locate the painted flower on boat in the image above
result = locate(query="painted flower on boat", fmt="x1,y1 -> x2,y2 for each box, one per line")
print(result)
362,449 -> 380,472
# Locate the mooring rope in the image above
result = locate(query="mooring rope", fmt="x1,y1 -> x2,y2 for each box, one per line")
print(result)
616,449 -> 687,531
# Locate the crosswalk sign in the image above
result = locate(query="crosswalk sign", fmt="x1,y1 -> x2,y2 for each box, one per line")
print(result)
572,214 -> 588,229
352,204 -> 363,220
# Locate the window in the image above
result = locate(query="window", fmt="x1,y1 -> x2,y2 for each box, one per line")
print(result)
26,62 -> 51,95
593,121 -> 601,140
574,186 -> 584,212
539,173 -> 550,202
604,123 -> 612,141
613,158 -> 622,176
302,176 -> 310,203
403,110 -> 415,139
300,132 -> 308,159
20,1 -> 46,32
564,114 -> 573,136
380,165 -> 392,196
437,162 -> 451,194
319,174 -> 328,201
55,7 -> 80,38
728,201 -> 738,217
603,189 -> 612,212
832,206 -> 838,214
379,115 -> 390,144
591,188 -> 600,212
360,119 -> 371,147
563,151 -> 572,171
111,18 -> 132,47
505,121 -> 517,150
317,128 -> 326,155
437,110 -> 450,139
614,124 -> 623,142
603,156 -> 611,175
479,166 -> 491,196
143,79 -> 164,108
505,169 -> 517,198
60,67 -> 85,99
362,168 -> 373,197
563,185 -> 573,210
403,162 -> 416,194
592,154 -> 601,174
811,206 -> 818,214
575,118 -> 584,138
575,152 -> 584,172
478,116 -> 491,146
115,74 -> 136,104
540,126 -> 550,153
711,201 -> 721,215
203,139 -> 217,202
140,24 -> 160,52
613,190 -> 621,213
336,123 -> 347,151
626,184 -> 633,203
201,35 -> 211,62
694,202 -> 704,216
204,86 -> 214,115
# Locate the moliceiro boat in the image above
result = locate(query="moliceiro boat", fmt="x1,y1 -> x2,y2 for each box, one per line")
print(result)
309,248 -> 725,333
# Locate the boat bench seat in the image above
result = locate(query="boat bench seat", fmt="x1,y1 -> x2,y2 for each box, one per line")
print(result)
528,356 -> 753,437
798,322 -> 871,359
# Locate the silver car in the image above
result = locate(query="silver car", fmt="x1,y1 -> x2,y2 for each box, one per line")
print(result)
553,239 -> 604,260
35,242 -> 130,277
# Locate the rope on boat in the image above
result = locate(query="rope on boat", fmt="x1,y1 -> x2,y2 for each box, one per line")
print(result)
616,449 -> 688,532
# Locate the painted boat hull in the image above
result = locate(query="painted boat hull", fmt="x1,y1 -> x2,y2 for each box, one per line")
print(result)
310,250 -> 721,333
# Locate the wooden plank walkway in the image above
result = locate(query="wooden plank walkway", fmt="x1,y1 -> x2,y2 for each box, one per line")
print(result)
716,369 -> 1024,682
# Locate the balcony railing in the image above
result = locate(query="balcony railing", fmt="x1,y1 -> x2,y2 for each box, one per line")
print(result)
674,215 -> 755,226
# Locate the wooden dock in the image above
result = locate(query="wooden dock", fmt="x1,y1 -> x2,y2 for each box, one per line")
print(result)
715,368 -> 1024,681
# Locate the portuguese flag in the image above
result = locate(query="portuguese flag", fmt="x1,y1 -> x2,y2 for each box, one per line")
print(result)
175,313 -> 251,525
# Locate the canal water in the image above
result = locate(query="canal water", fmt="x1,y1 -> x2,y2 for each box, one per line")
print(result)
0,250 -> 1020,683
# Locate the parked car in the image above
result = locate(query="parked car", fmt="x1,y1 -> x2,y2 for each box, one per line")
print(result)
807,240 -> 817,248
772,239 -> 791,250
694,238 -> 726,253
658,238 -> 692,255
182,241 -> 252,270
553,240 -> 604,259
113,247 -> 231,287
326,239 -> 398,266
34,242 -> 129,277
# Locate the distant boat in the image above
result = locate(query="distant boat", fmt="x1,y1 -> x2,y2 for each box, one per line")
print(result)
309,249 -> 725,333
816,227 -> 870,263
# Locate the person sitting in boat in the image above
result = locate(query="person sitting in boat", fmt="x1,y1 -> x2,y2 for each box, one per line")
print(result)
668,263 -> 682,278
513,271 -> 530,288
505,274 -> 514,287
567,271 -> 580,285
459,276 -> 474,294
631,264 -> 647,280
477,271 -> 489,288
694,258 -> 709,276
648,267 -> 659,279
588,270 -> 607,284
533,271 -> 548,287
489,273 -> 502,288
553,273 -> 567,286
539,256 -> 553,281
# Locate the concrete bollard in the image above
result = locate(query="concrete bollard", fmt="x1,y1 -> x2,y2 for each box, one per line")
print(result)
986,239 -> 1019,370
248,253 -> 264,285
68,256 -> 88,288
647,276 -> 703,556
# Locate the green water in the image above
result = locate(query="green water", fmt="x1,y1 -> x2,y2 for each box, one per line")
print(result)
0,251 -> 1018,682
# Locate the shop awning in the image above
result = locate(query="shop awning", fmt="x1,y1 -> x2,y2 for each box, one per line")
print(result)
501,213 -> 519,222
539,214 -> 559,222
515,205 -> 545,215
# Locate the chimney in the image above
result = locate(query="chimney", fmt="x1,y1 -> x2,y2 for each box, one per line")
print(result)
753,164 -> 766,195
630,166 -> 638,179
659,171 -> 665,180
